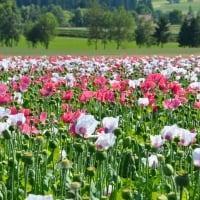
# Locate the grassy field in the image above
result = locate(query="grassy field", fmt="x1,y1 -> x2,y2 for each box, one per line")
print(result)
0,36 -> 199,57
152,0 -> 200,14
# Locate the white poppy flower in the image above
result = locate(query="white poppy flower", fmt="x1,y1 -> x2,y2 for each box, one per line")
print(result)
25,194 -> 53,200
102,116 -> 119,133
75,114 -> 99,138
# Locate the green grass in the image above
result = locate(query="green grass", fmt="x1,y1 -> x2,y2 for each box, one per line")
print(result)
0,36 -> 199,57
152,0 -> 200,14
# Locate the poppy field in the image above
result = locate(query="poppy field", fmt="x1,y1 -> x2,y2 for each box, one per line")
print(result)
1,55 -> 200,200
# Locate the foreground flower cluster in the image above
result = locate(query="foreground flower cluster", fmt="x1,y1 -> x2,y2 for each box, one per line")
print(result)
0,55 -> 200,200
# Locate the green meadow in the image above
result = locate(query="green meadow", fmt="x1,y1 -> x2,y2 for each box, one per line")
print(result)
152,0 -> 200,14
0,36 -> 199,57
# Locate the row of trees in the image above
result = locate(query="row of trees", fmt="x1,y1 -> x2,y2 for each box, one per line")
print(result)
86,1 -> 171,49
16,0 -> 152,11
0,0 -> 200,49
86,1 -> 200,49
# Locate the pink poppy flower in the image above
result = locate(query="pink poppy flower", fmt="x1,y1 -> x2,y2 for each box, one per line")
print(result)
62,90 -> 74,101
0,83 -> 8,94
0,94 -> 12,105
40,112 -> 47,122
19,75 -> 31,92
194,101 -> 200,108
40,82 -> 56,97
78,90 -> 95,103
163,98 -> 181,110
94,76 -> 108,88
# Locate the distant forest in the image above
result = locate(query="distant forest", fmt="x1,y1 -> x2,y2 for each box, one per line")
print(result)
16,0 -> 140,10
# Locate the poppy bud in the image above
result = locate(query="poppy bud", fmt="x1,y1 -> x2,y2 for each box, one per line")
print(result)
88,142 -> 96,154
49,140 -> 58,149
8,158 -> 17,168
2,129 -> 11,139
164,183 -> 171,193
73,173 -> 83,182
163,164 -> 174,176
114,128 -> 123,137
74,142 -> 84,153
96,149 -> 107,161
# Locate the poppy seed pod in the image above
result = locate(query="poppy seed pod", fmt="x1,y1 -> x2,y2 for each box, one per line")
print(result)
101,196 -> 109,200
60,159 -> 73,169
157,194 -> 168,200
86,167 -> 96,177
167,192 -> 177,200
70,181 -> 81,190
122,189 -> 133,200
175,171 -> 189,187
22,152 -> 34,165
35,136 -> 45,145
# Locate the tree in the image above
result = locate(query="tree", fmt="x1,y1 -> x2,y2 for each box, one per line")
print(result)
168,9 -> 183,24
85,0 -> 105,50
153,16 -> 170,47
135,16 -> 155,47
71,8 -> 87,27
178,18 -> 191,47
178,16 -> 200,47
0,0 -> 21,47
189,16 -> 200,47
24,21 -> 40,48
110,7 -> 135,49
101,11 -> 112,49
43,4 -> 66,26
24,12 -> 58,49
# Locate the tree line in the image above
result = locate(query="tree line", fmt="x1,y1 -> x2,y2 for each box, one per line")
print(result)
16,0 -> 152,11
0,0 -> 200,49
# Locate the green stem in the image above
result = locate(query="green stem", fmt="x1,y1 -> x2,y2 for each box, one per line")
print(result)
171,176 -> 178,198
180,186 -> 183,200
24,164 -> 29,199
192,169 -> 200,200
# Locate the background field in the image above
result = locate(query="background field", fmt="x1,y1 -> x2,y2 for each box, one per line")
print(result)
1,0 -> 200,58
152,0 -> 200,14
0,36 -> 199,57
